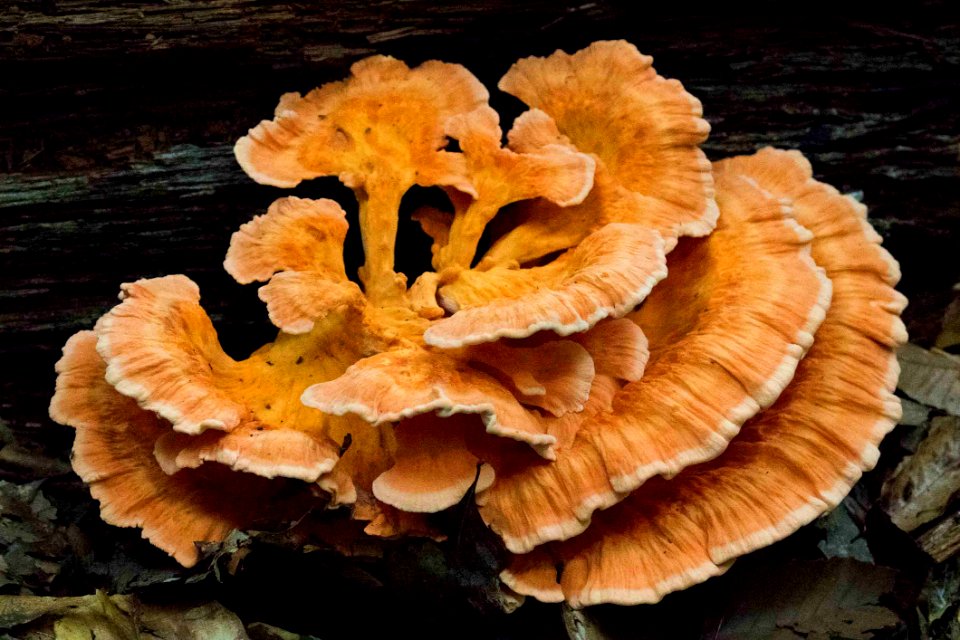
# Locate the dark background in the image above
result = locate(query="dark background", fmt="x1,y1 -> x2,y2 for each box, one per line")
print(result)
1,4 -> 958,638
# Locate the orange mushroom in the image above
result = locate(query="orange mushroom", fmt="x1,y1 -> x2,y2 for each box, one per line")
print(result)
49,42 -> 904,609
50,332 -> 320,567
235,55 -> 486,305
501,149 -> 905,606
224,196 -> 364,334
474,168 -> 831,556
434,105 -> 595,271
496,40 -> 718,255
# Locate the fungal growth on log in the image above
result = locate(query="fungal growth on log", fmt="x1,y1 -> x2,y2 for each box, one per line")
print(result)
49,41 -> 906,606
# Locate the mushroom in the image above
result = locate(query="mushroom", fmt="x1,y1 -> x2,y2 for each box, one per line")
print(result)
224,196 -> 364,335
433,105 -> 595,271
474,168 -> 833,556
49,42 -> 904,609
50,332 -> 320,567
495,40 -> 718,257
235,55 -> 486,305
500,149 -> 905,606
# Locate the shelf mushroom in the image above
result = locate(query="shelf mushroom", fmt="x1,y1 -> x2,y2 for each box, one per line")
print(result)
49,41 -> 904,607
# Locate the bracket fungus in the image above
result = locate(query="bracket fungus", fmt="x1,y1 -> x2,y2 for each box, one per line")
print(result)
50,41 -> 905,606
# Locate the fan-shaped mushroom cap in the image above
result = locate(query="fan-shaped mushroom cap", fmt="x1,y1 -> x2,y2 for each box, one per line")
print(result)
224,197 -> 351,284
95,275 -> 247,435
477,169 -> 832,555
50,332 -> 316,567
153,425 -> 337,482
224,197 -> 363,334
435,106 -> 595,270
301,347 -> 558,455
235,56 -> 484,191
502,148 -> 905,607
426,223 -> 667,348
371,414 -> 494,513
235,56 -> 487,304
498,41 -> 717,248
571,318 -> 648,383
466,339 -> 595,417
93,274 -> 376,482
258,272 -> 364,335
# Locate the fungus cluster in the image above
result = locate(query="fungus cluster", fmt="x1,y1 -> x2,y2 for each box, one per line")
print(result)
50,41 -> 906,607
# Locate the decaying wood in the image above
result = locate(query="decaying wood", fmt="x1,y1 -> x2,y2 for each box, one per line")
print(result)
918,511 -> 960,563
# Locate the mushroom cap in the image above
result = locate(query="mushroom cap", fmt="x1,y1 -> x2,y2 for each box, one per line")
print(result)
301,347 -> 559,455
50,332 -> 316,567
571,317 -> 649,383
498,40 -> 717,246
435,106 -> 596,270
224,197 -> 363,334
234,55 -> 486,191
95,275 -> 248,435
93,274 -> 374,482
153,425 -> 337,482
224,196 -> 351,284
445,106 -> 595,208
502,148 -> 905,607
476,168 -> 833,555
426,222 -> 668,348
258,271 -> 364,335
466,339 -> 595,417
371,414 -> 493,513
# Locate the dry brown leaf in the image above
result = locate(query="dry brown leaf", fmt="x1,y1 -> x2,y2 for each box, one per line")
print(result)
704,559 -> 902,640
897,343 -> 960,416
882,416 -> 960,532
934,284 -> 960,351
0,592 -> 248,640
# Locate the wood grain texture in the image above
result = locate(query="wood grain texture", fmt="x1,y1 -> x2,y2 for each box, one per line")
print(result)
1,4 -> 959,469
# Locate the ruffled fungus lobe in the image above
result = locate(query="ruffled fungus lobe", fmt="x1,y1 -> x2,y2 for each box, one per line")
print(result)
501,149 -> 905,606
495,40 -> 717,258
50,332 -> 320,567
434,105 -> 595,271
235,56 -> 486,305
224,196 -> 363,334
50,41 -> 904,608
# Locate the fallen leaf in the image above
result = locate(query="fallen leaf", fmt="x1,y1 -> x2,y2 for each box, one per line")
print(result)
897,344 -> 960,416
0,480 -> 69,590
935,284 -> 960,351
882,416 -> 960,532
0,593 -> 112,630
899,397 -> 932,428
0,592 -> 249,640
701,559 -> 903,640
136,600 -> 248,639
246,622 -> 323,640
816,503 -> 874,563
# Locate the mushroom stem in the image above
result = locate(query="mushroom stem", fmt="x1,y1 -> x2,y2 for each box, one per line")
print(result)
356,181 -> 407,306
438,200 -> 504,270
